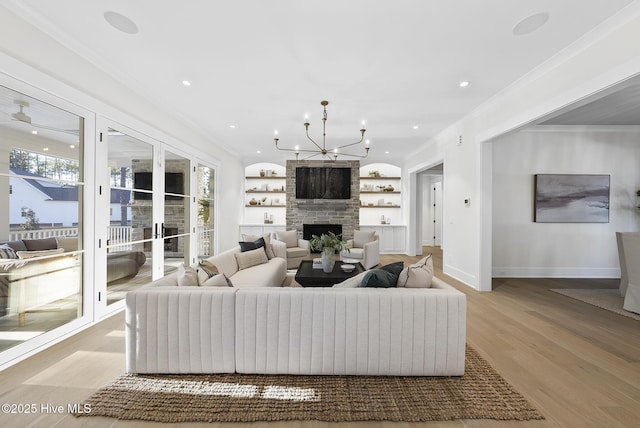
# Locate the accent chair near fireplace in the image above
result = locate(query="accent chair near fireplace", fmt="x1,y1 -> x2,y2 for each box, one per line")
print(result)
272,230 -> 309,269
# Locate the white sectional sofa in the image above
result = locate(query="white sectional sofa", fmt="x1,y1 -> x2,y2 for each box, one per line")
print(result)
126,276 -> 467,376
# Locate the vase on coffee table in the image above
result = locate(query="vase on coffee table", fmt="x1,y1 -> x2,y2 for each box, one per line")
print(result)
321,247 -> 336,273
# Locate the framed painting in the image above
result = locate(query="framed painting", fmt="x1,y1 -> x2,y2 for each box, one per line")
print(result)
534,174 -> 610,223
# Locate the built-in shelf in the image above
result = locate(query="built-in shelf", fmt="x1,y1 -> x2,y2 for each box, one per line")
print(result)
360,191 -> 400,194
361,205 -> 401,208
245,204 -> 286,208
246,190 -> 286,193
360,176 -> 401,180
245,176 -> 284,179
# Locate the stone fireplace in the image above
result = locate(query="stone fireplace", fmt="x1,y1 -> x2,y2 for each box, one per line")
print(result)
286,160 -> 359,241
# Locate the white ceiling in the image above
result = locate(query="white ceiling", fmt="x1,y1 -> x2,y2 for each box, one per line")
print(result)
3,0 -> 637,165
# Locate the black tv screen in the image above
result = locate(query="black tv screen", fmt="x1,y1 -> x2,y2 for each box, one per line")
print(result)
133,172 -> 184,200
296,167 -> 351,199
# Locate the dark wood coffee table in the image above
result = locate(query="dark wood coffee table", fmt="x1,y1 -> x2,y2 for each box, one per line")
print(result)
295,260 -> 365,287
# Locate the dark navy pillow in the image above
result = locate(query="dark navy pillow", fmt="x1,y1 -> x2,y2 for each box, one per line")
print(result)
239,237 -> 266,253
360,261 -> 404,288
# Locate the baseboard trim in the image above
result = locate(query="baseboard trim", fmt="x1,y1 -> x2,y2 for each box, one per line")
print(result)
492,267 -> 621,278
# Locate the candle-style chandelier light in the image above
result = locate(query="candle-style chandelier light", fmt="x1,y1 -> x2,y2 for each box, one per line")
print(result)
274,100 -> 370,160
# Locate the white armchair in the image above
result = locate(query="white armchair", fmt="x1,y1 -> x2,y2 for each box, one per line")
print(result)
272,230 -> 309,269
340,230 -> 380,270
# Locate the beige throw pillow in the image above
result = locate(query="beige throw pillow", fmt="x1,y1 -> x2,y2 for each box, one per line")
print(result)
353,230 -> 375,248
235,247 -> 268,270
333,271 -> 368,288
276,230 -> 298,248
396,254 -> 433,288
242,233 -> 275,259
201,274 -> 231,287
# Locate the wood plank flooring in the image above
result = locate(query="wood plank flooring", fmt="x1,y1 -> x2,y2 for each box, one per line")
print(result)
0,247 -> 638,427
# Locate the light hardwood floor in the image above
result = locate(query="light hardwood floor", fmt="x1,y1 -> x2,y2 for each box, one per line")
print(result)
1,247 -> 639,428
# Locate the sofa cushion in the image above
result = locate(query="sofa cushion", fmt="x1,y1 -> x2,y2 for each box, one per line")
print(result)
397,254 -> 433,288
2,240 -> 28,252
286,247 -> 308,259
177,263 -> 199,286
276,230 -> 298,248
16,248 -> 65,259
55,236 -> 78,252
201,273 -> 232,287
231,257 -> 286,287
353,230 -> 376,248
206,247 -> 241,277
0,244 -> 18,259
242,233 -> 275,259
23,237 -> 58,251
235,247 -> 268,270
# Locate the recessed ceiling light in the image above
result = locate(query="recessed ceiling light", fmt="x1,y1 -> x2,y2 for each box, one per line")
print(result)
459,81 -> 470,88
43,147 -> 49,151
513,12 -> 549,36
229,124 -> 236,129
385,151 -> 390,154
31,130 -> 37,135
69,145 -> 75,149
256,150 -> 261,154
182,80 -> 191,86
104,11 -> 139,34
413,125 -> 419,129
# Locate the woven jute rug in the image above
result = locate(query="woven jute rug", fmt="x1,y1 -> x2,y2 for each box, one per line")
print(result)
73,346 -> 543,423
551,288 -> 640,321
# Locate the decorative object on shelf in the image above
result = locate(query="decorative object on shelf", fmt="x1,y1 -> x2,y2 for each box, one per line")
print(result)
385,185 -> 394,192
274,100 -> 369,160
309,232 -> 348,273
369,170 -> 380,177
381,215 -> 385,224
259,169 -> 265,177
249,198 -> 258,206
261,197 -> 267,205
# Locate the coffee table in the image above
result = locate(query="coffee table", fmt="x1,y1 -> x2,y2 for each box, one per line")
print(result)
295,260 -> 365,287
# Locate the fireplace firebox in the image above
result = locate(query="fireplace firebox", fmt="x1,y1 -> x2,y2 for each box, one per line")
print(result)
303,224 -> 343,241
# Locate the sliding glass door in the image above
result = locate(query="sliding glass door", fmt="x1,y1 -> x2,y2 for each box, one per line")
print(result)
0,85 -> 84,353
162,150 -> 191,274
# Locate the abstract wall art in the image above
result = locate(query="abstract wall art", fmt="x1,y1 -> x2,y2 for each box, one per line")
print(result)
534,174 -> 610,223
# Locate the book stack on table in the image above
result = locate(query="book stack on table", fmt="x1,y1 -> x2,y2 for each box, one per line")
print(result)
312,258 -> 323,269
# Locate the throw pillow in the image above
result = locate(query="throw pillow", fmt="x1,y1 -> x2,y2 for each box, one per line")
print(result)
353,230 -> 376,248
397,254 -> 433,288
16,248 -> 65,259
55,236 -> 79,252
0,244 -> 18,259
239,237 -> 267,257
276,230 -> 298,248
360,261 -> 404,288
242,233 -> 275,259
360,269 -> 398,288
201,273 -> 231,287
235,247 -> 268,270
333,271 -> 368,288
177,263 -> 199,286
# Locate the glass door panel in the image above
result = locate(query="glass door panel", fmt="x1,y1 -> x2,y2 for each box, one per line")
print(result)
163,151 -> 190,274
0,85 -> 84,352
105,128 -> 154,305
197,164 -> 215,259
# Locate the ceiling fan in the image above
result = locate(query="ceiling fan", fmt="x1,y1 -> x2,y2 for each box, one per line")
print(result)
0,100 -> 79,136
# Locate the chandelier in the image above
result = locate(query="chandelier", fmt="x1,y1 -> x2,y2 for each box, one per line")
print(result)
274,100 -> 369,160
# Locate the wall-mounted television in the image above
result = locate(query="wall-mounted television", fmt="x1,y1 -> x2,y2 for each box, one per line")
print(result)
295,167 -> 351,199
133,172 -> 184,200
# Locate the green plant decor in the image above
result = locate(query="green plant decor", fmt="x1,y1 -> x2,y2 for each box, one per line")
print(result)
309,232 -> 348,253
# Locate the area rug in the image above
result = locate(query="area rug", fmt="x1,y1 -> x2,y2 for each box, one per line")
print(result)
551,288 -> 640,321
73,346 -> 544,423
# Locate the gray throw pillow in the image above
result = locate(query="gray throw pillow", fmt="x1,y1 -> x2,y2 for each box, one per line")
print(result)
360,261 -> 404,288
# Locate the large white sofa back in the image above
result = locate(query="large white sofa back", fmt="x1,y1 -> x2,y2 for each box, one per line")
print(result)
236,277 -> 466,376
126,276 -> 466,376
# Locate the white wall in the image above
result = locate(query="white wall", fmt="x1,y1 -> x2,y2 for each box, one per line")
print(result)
404,3 -> 640,290
492,127 -> 640,277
